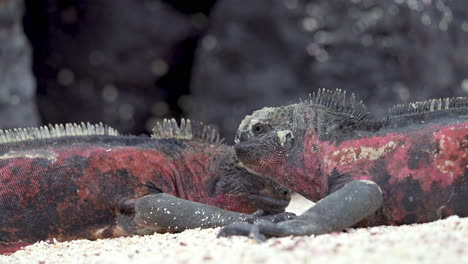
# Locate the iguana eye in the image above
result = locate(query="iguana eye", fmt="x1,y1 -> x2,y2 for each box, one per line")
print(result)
252,123 -> 271,136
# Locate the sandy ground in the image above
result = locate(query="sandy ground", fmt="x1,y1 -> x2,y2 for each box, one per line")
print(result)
1,195 -> 468,264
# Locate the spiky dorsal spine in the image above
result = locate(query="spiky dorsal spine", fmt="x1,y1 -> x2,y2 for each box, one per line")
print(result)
387,96 -> 468,118
151,118 -> 224,144
308,88 -> 368,120
0,122 -> 119,144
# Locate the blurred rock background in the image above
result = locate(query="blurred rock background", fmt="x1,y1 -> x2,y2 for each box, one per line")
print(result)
0,0 -> 39,128
1,0 -> 467,141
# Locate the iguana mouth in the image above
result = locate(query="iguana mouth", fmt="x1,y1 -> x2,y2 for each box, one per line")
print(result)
246,194 -> 290,214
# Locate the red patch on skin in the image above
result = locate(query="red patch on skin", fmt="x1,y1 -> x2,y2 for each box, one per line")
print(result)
249,131 -> 327,202
321,123 -> 467,192
0,242 -> 31,255
293,131 -> 327,201
433,123 -> 468,178
45,144 -> 234,205
211,194 -> 256,214
75,145 -> 252,212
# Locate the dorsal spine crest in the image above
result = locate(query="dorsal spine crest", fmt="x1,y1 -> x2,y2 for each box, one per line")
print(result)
308,88 -> 368,120
0,123 -> 119,144
387,96 -> 468,118
151,118 -> 224,144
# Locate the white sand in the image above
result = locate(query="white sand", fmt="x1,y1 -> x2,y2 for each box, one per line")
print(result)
1,195 -> 467,264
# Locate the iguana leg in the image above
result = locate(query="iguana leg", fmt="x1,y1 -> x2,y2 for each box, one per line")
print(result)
131,193 -> 248,233
124,193 -> 295,234
218,180 -> 383,241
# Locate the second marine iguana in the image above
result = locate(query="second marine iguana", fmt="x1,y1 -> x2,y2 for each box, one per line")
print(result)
219,89 -> 468,241
0,119 -> 292,254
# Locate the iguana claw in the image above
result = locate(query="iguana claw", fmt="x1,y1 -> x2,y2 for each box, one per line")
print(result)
217,222 -> 266,242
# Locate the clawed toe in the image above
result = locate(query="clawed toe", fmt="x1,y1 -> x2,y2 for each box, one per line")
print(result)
217,222 -> 266,242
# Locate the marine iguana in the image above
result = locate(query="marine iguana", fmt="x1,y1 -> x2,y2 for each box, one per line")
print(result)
0,119 -> 292,254
218,88 -> 468,241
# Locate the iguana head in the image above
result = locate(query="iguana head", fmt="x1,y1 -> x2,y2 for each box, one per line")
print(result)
234,89 -> 369,201
234,103 -> 334,201
234,105 -> 300,182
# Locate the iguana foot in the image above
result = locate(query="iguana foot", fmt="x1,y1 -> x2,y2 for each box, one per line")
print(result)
218,180 -> 383,241
217,219 -> 317,241
217,222 -> 266,242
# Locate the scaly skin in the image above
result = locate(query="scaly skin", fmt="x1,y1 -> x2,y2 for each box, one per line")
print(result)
0,120 -> 291,253
219,89 -> 468,240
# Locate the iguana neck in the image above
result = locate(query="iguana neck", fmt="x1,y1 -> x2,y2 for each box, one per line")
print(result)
286,129 -> 329,202
291,104 -> 342,138
287,104 -> 359,201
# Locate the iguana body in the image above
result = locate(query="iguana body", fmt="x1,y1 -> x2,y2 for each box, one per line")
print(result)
219,89 -> 468,240
0,119 -> 291,253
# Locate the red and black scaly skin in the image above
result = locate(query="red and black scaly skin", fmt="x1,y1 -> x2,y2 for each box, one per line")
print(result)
0,121 -> 291,253
219,89 -> 468,240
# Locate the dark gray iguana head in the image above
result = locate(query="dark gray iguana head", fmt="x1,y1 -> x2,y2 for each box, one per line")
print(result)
234,89 -> 369,200
235,105 -> 297,174
152,118 -> 291,214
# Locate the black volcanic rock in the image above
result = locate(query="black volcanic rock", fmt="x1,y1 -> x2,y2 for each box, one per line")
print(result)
0,0 -> 39,129
191,0 -> 468,141
26,0 -> 196,134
